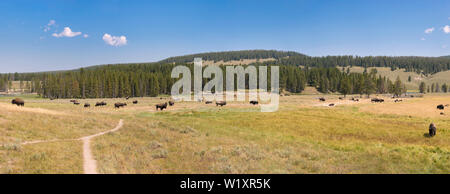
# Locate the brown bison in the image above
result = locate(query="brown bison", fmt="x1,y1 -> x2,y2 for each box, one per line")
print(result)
95,101 -> 107,107
114,102 -> 127,108
394,99 -> 403,103
205,101 -> 213,104
429,123 -> 437,137
216,101 -> 227,106
156,102 -> 168,111
11,98 -> 25,106
70,100 -> 77,103
84,103 -> 90,108
329,103 -> 335,107
319,97 -> 326,102
168,100 -> 175,106
371,98 -> 384,103
437,104 -> 445,110
133,100 -> 138,104
250,100 -> 258,105
73,101 -> 80,105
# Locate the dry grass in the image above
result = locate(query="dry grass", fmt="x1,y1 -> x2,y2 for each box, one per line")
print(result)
0,94 -> 449,173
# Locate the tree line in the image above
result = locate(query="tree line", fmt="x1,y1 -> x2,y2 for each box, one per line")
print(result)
1,62 -> 408,98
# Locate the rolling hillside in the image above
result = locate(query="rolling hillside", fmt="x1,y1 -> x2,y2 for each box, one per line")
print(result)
343,66 -> 450,91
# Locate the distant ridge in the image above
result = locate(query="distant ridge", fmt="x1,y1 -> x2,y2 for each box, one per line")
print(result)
158,50 -> 305,64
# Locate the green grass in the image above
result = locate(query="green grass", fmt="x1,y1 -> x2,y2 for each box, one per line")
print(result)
1,95 -> 449,174
93,104 -> 449,174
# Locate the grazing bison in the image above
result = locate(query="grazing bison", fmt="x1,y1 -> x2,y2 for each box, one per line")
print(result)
339,97 -> 343,100
133,100 -> 138,104
95,101 -> 107,107
11,98 -> 25,106
156,102 -> 168,111
429,123 -> 437,137
394,99 -> 403,103
351,97 -> 359,102
168,101 -> 175,106
440,112 -> 445,115
84,103 -> 90,108
216,101 -> 227,107
319,97 -> 326,102
73,101 -> 80,105
329,103 -> 335,107
114,102 -> 127,108
371,98 -> 384,103
205,101 -> 213,104
250,100 -> 259,105
437,104 -> 445,110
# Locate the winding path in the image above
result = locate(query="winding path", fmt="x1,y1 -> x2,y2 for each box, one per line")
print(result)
21,119 -> 124,174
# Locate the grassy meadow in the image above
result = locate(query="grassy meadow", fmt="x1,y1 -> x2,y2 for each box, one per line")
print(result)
0,94 -> 449,174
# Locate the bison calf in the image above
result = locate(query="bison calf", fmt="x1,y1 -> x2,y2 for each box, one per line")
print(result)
168,101 -> 175,106
84,103 -> 90,108
133,100 -> 138,104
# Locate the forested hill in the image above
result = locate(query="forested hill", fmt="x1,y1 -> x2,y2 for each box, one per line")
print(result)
1,49 -> 450,98
158,50 -> 304,64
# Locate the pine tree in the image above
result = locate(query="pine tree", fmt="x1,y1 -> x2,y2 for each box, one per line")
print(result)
419,82 -> 426,93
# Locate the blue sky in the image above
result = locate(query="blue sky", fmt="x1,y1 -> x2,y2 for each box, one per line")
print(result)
0,0 -> 449,73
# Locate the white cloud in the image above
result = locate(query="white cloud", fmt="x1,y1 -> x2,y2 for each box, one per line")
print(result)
102,33 -> 127,46
443,25 -> 450,34
83,34 -> 89,38
424,27 -> 435,34
44,20 -> 56,32
443,45 -> 448,49
52,27 -> 82,38
421,37 -> 426,41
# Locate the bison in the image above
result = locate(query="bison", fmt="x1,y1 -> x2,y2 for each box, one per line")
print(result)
95,101 -> 107,107
73,101 -> 80,105
114,102 -> 127,108
156,102 -> 168,111
371,98 -> 384,103
205,101 -> 213,104
168,100 -> 175,106
70,100 -> 77,103
84,103 -> 90,108
250,100 -> 259,105
394,99 -> 403,103
319,97 -> 326,102
437,104 -> 445,110
329,103 -> 335,107
429,123 -> 437,137
216,101 -> 227,107
11,98 -> 25,106
133,100 -> 138,104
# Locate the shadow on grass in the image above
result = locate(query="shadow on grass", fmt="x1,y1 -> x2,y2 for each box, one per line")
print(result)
423,133 -> 434,138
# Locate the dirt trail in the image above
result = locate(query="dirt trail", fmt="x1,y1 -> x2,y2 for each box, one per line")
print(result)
79,119 -> 123,174
21,119 -> 124,174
